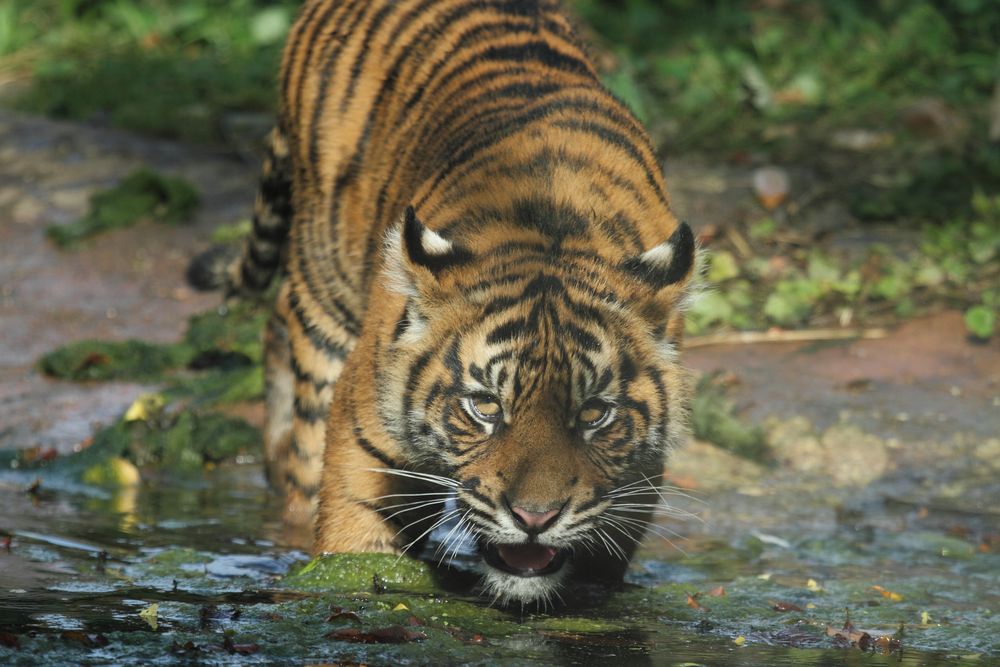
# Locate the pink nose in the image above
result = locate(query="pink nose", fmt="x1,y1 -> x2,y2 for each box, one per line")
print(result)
511,505 -> 561,531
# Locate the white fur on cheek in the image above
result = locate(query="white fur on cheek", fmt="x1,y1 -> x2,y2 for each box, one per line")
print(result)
380,225 -> 417,297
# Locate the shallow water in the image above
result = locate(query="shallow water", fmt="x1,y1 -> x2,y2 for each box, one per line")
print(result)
1,461 -> 997,666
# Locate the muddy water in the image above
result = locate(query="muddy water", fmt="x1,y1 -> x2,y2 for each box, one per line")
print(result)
1,457 -> 996,665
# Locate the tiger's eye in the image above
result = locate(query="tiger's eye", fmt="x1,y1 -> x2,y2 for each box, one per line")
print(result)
469,396 -> 502,423
578,400 -> 611,427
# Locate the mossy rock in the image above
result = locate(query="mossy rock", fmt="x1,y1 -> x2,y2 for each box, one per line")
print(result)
283,553 -> 440,594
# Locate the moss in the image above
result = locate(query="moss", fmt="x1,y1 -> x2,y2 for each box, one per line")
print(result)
283,554 -> 440,594
690,375 -> 770,462
46,168 -> 199,248
37,339 -> 192,381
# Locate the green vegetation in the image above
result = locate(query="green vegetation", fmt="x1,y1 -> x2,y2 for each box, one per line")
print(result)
0,0 -> 297,142
45,168 -> 200,248
26,300 -> 271,481
687,192 -> 1000,339
690,374 -> 769,462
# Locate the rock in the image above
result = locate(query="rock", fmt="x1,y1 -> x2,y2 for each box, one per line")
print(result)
752,166 -> 789,210
819,424 -> 890,487
766,416 -> 825,474
668,438 -> 766,492
973,438 -> 1000,472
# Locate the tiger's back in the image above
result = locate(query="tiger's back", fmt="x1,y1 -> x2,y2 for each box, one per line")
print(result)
247,0 -> 696,603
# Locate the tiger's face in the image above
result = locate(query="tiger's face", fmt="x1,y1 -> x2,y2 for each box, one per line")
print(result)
379,207 -> 694,604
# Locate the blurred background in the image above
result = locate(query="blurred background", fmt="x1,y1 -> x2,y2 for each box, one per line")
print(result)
1,0 -> 997,338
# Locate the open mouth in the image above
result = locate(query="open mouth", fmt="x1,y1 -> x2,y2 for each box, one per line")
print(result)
482,543 -> 569,577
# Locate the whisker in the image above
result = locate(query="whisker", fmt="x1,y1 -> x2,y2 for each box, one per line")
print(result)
364,467 -> 460,488
608,503 -> 704,523
359,490 -> 455,504
382,498 -> 449,523
434,508 -> 472,565
397,509 -> 461,560
603,513 -> 688,556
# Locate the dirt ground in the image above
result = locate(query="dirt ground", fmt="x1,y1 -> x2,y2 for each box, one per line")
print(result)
2,110 -> 996,462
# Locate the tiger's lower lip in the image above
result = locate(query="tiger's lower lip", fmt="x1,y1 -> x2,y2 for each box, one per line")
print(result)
482,543 -> 569,577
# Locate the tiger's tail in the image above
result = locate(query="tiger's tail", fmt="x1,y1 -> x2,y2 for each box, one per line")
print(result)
187,126 -> 292,295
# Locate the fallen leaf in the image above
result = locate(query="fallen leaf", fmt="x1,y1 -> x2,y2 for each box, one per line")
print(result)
75,352 -> 111,374
806,578 -> 823,592
920,611 -> 932,625
734,635 -> 746,646
124,393 -> 165,423
326,626 -> 426,644
686,592 -> 706,610
871,585 -> 903,602
139,602 -> 159,630
707,586 -> 727,597
325,606 -> 361,623
770,600 -> 804,612
392,602 -> 409,612
826,610 -> 902,654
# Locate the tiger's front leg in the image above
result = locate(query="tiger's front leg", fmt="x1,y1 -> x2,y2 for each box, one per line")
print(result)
314,388 -> 445,554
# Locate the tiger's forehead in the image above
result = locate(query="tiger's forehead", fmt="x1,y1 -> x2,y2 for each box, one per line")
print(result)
454,277 -> 623,403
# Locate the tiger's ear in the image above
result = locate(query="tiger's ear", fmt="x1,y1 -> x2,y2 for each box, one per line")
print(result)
401,206 -> 471,276
620,221 -> 697,344
384,206 -> 472,300
620,221 -> 695,290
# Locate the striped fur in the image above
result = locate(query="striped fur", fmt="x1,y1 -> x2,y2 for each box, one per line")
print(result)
245,0 -> 696,603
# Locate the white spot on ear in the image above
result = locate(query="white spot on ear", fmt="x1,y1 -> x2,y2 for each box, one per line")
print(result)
421,227 -> 453,255
639,240 -> 675,269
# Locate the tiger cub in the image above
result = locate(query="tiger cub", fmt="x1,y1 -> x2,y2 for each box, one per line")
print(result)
235,0 -> 696,604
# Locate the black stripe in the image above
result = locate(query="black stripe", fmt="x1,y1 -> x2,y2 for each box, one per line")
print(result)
355,432 -> 400,469
293,396 -> 326,424
486,318 -> 525,345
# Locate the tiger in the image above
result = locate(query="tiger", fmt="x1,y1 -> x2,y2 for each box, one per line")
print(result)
216,0 -> 697,604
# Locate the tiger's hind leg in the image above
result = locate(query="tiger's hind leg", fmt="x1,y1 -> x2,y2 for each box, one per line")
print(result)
278,286 -> 355,525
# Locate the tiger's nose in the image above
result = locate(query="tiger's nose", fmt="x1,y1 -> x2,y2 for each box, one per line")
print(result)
507,500 -> 564,533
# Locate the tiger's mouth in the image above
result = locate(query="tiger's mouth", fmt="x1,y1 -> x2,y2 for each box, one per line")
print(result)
482,543 -> 569,577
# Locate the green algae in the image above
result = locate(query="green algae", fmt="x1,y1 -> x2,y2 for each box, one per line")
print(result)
284,553 -> 440,594
37,339 -> 191,382
691,374 -> 771,462
46,168 -> 199,248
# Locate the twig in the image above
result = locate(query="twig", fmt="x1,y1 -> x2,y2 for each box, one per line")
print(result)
685,327 -> 889,349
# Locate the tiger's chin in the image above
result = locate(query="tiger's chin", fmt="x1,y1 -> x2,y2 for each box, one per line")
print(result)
479,543 -> 572,605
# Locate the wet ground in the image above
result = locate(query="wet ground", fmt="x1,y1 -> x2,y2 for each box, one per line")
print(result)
1,112 -> 998,664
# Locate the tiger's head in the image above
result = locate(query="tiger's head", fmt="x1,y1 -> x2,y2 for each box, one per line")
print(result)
377,203 -> 695,604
